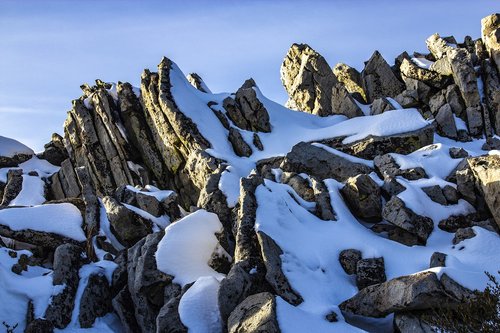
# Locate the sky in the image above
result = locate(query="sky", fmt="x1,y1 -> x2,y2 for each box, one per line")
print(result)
0,0 -> 498,151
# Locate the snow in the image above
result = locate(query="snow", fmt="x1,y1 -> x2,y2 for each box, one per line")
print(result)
9,175 -> 46,206
155,209 -> 225,286
218,166 -> 241,208
98,199 -> 125,251
0,203 -> 86,241
312,143 -> 374,168
125,184 -> 174,201
0,247 -> 63,332
0,156 -> 59,183
178,276 -> 222,333
123,202 -> 170,230
254,178 -> 500,330
411,57 -> 434,69
0,135 -> 34,158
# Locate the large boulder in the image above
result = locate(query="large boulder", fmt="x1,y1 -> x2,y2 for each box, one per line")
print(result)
333,62 -> 366,102
382,196 -> 434,243
227,292 -> 280,333
355,257 -> 386,290
280,142 -> 372,181
281,43 -> 362,117
481,14 -> 500,73
79,272 -> 112,328
341,174 -> 382,222
362,51 -> 405,103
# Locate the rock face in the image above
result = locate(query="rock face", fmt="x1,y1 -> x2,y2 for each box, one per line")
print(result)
227,292 -> 280,333
362,51 -> 405,102
482,14 -> 500,73
281,142 -> 372,181
341,174 -> 382,222
281,43 -> 362,117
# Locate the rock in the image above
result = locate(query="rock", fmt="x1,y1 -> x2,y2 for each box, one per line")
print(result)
435,104 -> 458,139
438,214 -> 476,232
402,77 -> 432,104
370,97 -> 394,115
381,177 -> 406,199
135,192 -> 163,217
341,174 -> 382,222
453,227 -> 476,244
112,287 -> 141,333
0,139 -> 33,168
1,169 -> 23,206
127,232 -> 172,332
228,127 -> 253,157
102,196 -> 153,247
281,142 -> 372,182
24,319 -> 54,333
430,57 -> 453,76
311,178 -> 337,221
45,244 -> 82,328
481,14 -> 500,73
442,185 -> 459,204
362,51 -> 405,103
429,252 -> 447,268
339,249 -> 362,275
400,57 -> 450,89
333,62 -> 366,102
422,185 -> 447,205
374,154 -> 427,181
356,257 -> 387,290
227,79 -> 271,133
253,133 -> 264,151
445,84 -> 466,119
156,291 -> 187,333
234,175 -> 264,263
281,172 -> 315,202
257,231 -> 303,305
448,48 -> 481,109
186,73 -> 211,93
457,155 -> 500,228
281,43 -> 362,117
426,33 -> 455,59
382,196 -> 434,243
79,273 -> 112,328
449,147 -> 468,159
75,166 -> 100,247
340,271 -> 459,318
40,133 -> 68,166
227,292 -> 280,333
393,312 -> 435,333
395,89 -> 419,108
482,59 -> 500,135
466,105 -> 484,137
482,137 -> 500,150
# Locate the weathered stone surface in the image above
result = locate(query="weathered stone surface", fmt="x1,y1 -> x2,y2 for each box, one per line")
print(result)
333,62 -> 366,102
102,196 -> 153,247
156,292 -> 187,333
370,97 -> 394,115
448,48 -> 481,109
422,185 -> 447,205
442,185 -> 459,204
482,59 -> 500,135
79,273 -> 112,328
453,227 -> 476,244
339,249 -> 362,275
228,292 -> 280,333
402,77 -> 432,104
400,57 -> 450,89
340,271 -> 459,318
135,192 -> 163,217
1,169 -> 23,206
362,51 -> 405,103
356,257 -> 386,290
449,147 -> 468,159
382,196 -> 434,243
281,142 -> 372,181
430,252 -> 447,268
24,319 -> 55,333
281,172 -> 315,202
257,231 -> 303,305
438,213 -> 476,232
45,244 -> 82,328
228,127 -> 252,157
466,105 -> 484,137
341,174 -> 382,222
0,150 -> 33,168
225,79 -> 271,132
393,312 -> 435,333
311,177 -> 337,221
281,43 -> 362,117
187,72 -> 211,93
40,133 -> 68,166
435,104 -> 458,139
374,154 -> 427,181
481,14 -> 500,73
112,287 -> 141,333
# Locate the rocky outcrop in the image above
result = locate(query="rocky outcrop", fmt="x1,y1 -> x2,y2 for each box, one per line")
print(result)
280,142 -> 372,181
333,63 -> 366,102
362,51 -> 405,103
481,14 -> 500,73
227,292 -> 280,333
281,43 -> 362,117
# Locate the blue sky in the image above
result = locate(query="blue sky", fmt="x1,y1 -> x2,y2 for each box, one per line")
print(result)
0,0 -> 498,151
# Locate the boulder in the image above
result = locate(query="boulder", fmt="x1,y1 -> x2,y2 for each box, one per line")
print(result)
453,227 -> 476,244
382,196 -> 434,243
282,172 -> 315,202
339,249 -> 362,275
280,142 -> 372,182
435,104 -> 458,139
426,33 -> 455,59
257,231 -> 303,305
356,257 -> 386,290
281,43 -> 362,117
79,272 -> 112,328
362,51 -> 405,103
481,59 -> 500,135
429,252 -> 447,268
333,62 -> 366,102
44,244 -> 82,328
422,185 -> 447,205
481,14 -> 500,73
340,174 -> 382,222
400,57 -> 450,89
24,319 -> 54,333
186,72 -> 211,93
370,97 -> 394,115
374,154 -> 427,181
227,292 -> 280,333
311,177 -> 337,221
228,127 -> 253,157
448,48 -> 481,109
102,196 -> 153,247
40,133 -> 68,166
340,271 -> 459,318
1,169 -> 23,206
231,79 -> 272,133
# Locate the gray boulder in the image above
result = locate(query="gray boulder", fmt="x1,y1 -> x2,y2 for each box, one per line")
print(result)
1,169 -> 23,206
339,249 -> 362,275
228,292 -> 280,333
341,174 -> 382,222
362,51 -> 405,103
79,273 -> 112,328
435,104 -> 458,139
356,257 -> 386,290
